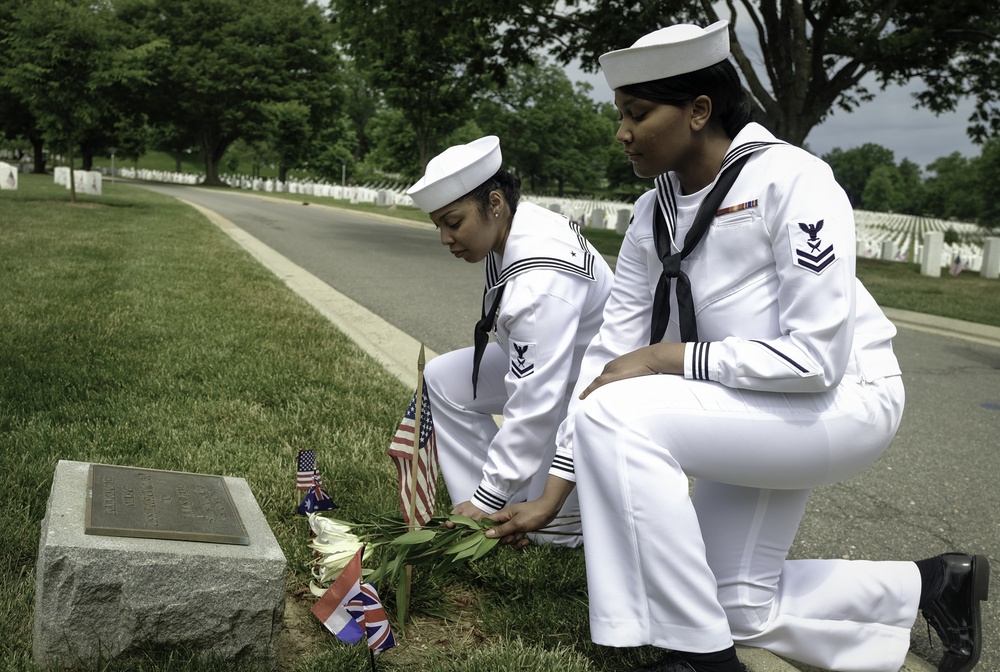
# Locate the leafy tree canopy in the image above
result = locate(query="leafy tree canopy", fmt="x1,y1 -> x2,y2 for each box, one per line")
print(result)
509,0 -> 999,147
2,0 -> 161,198
118,0 -> 339,185
331,0 -> 537,168
476,62 -> 618,196
823,143 -> 896,208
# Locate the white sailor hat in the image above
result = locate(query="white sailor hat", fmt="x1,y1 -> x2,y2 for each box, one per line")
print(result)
599,20 -> 730,90
406,135 -> 502,212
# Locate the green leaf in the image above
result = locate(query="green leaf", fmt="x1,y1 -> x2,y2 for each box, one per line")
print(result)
391,528 -> 438,545
447,513 -> 481,529
443,531 -> 485,556
471,535 -> 499,561
396,568 -> 411,630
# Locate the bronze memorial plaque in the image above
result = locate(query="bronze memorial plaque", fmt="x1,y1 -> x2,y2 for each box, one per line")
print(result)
85,464 -> 250,545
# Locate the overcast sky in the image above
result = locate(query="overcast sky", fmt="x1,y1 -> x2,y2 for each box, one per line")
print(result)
567,63 -> 979,171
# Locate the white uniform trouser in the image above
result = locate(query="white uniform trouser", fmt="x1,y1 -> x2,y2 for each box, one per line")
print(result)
425,345 -> 583,546
574,373 -> 916,672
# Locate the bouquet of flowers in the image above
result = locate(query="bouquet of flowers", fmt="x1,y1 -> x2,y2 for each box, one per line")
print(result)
307,512 -> 500,625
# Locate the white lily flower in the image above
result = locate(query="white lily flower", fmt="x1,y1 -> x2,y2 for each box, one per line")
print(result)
308,513 -> 354,537
309,581 -> 328,598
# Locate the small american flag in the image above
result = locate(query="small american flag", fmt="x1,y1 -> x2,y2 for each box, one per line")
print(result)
386,380 -> 438,527
949,255 -> 969,276
297,450 -> 320,490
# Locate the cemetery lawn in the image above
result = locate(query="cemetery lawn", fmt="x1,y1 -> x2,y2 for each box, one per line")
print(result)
0,176 -> 646,672
1,176 -> 996,672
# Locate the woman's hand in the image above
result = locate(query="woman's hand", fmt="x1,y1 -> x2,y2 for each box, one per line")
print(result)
441,501 -> 488,529
485,499 -> 560,549
580,342 -> 685,399
450,500 -> 488,521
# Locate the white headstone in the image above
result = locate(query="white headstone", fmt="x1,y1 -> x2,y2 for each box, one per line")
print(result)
616,209 -> 631,234
74,170 -> 102,195
880,240 -> 897,261
920,231 -> 944,277
981,237 -> 1000,280
589,209 -> 604,229
54,166 -> 71,187
0,162 -> 17,190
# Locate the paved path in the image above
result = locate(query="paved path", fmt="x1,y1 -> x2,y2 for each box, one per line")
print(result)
136,183 -> 1000,672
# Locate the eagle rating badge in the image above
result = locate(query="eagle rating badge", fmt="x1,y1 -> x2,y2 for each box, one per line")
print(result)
791,219 -> 836,274
510,341 -> 536,379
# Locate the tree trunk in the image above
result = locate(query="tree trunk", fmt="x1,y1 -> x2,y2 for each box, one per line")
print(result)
199,130 -> 233,186
279,165 -> 288,183
30,134 -> 46,174
81,148 -> 94,171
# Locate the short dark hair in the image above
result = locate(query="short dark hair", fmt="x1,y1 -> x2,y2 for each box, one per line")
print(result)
620,60 -> 754,139
464,169 -> 521,217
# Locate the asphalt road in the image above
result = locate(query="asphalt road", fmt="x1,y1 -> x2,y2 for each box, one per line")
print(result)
136,183 -> 1000,672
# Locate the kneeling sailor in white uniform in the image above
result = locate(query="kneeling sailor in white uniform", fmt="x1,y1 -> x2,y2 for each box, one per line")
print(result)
406,136 -> 614,546
485,22 -> 989,672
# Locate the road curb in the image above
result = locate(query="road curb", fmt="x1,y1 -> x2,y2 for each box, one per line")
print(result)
884,306 -> 1000,348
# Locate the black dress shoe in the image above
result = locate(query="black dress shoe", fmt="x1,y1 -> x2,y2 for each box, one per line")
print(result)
630,651 -> 748,672
922,553 -> 990,672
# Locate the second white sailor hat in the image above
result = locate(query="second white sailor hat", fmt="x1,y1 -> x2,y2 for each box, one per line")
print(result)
406,136 -> 502,213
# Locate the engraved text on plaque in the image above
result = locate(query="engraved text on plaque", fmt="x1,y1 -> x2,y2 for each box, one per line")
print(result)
85,464 -> 250,545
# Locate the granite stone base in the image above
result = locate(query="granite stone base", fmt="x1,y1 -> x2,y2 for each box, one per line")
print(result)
33,460 -> 286,669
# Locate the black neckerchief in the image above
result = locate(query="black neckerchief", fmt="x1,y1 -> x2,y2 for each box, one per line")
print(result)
649,142 -> 780,344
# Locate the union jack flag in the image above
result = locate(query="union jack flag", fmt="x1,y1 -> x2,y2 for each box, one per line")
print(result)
312,546 -> 365,644
312,547 -> 396,653
346,584 -> 396,653
386,379 -> 438,527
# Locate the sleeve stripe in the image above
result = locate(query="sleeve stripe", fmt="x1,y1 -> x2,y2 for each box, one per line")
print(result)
691,342 -> 710,380
749,340 -> 809,373
550,454 -> 575,475
472,486 -> 507,511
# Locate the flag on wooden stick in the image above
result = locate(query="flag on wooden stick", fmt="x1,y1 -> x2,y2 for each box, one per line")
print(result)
298,473 -> 337,516
949,254 -> 969,276
297,450 -> 321,490
386,347 -> 438,527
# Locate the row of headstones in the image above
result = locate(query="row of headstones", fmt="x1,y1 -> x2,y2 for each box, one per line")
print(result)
35,163 -> 988,270
53,167 -> 103,195
228,175 -> 385,205
858,237 -> 985,271
872,232 -> 1000,279
0,163 -> 107,196
118,167 -> 202,185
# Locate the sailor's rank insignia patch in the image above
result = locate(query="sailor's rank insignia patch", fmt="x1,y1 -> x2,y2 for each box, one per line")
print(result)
791,219 -> 836,274
510,341 -> 536,379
